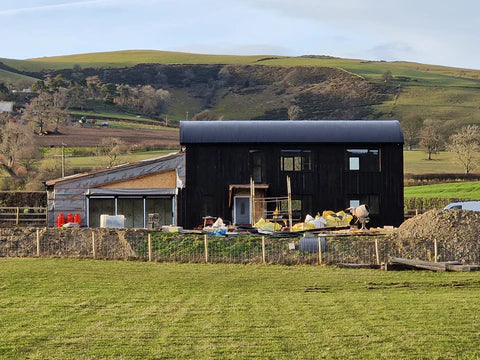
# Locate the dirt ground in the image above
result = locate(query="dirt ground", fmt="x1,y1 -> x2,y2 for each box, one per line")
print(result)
34,125 -> 180,147
396,209 -> 480,243
390,209 -> 480,262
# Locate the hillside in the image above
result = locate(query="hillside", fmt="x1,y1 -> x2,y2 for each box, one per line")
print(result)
2,50 -> 480,125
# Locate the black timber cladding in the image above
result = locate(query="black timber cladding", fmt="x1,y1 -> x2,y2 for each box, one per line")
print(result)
181,120 -> 404,229
180,120 -> 404,144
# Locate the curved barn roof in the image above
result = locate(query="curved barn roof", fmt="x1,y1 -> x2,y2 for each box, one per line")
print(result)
180,120 -> 404,144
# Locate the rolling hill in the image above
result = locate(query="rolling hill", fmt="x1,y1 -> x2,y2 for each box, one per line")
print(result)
1,49 -> 480,127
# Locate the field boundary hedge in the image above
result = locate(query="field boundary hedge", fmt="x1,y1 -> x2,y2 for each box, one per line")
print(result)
404,197 -> 469,213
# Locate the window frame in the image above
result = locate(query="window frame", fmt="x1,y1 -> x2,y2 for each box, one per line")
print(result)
280,150 -> 312,172
346,148 -> 381,172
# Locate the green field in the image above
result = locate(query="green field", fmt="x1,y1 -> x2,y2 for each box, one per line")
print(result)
0,68 -> 37,85
3,50 -> 480,83
1,258 -> 479,359
403,150 -> 466,174
405,181 -> 480,200
43,149 -> 175,170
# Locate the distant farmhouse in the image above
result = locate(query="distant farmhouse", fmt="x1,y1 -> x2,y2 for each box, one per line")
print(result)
0,101 -> 13,113
46,120 -> 404,228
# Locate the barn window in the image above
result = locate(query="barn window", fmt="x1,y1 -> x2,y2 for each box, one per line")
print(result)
346,149 -> 380,172
280,150 -> 312,172
349,199 -> 360,208
250,150 -> 265,183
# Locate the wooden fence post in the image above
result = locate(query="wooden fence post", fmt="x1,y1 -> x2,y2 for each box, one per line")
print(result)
261,236 -> 266,264
434,238 -> 438,263
148,233 -> 152,262
375,239 -> 380,265
92,232 -> 96,259
318,236 -> 322,265
204,234 -> 208,263
36,229 -> 40,257
16,207 -> 20,226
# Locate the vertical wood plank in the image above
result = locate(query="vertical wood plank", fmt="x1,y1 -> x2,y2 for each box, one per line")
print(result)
375,239 -> 380,265
261,236 -> 266,264
318,236 -> 322,265
148,233 -> 152,262
204,234 -> 208,263
250,177 -> 255,225
92,232 -> 96,259
287,176 -> 292,231
434,238 -> 438,263
36,229 -> 40,257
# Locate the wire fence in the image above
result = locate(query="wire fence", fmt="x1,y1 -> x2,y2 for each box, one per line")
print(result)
1,228 -> 479,266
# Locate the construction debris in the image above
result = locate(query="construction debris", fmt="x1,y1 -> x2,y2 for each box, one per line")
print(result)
386,257 -> 480,272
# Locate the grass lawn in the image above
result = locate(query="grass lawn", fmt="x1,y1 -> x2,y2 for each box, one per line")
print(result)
1,258 -> 480,359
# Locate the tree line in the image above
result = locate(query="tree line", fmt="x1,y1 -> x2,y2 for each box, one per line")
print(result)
402,115 -> 480,174
0,73 -> 170,190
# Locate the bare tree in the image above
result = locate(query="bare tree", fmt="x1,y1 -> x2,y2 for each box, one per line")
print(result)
116,84 -> 131,106
95,137 -> 130,168
192,109 -> 223,120
288,105 -> 302,120
401,115 -> 424,150
0,121 -> 35,169
137,86 -> 170,115
118,85 -> 170,116
419,120 -> 443,160
447,125 -> 480,174
381,70 -> 393,83
66,84 -> 88,110
23,91 -> 65,134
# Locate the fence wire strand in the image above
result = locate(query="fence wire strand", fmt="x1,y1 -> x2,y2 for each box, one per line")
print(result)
0,228 -> 478,266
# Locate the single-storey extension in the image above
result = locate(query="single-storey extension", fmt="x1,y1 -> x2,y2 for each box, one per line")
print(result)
45,152 -> 185,227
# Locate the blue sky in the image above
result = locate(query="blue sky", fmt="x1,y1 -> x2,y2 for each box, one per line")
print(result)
2,0 -> 479,70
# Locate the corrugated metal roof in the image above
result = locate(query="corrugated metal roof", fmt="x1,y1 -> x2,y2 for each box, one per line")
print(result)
180,120 -> 404,144
45,152 -> 184,186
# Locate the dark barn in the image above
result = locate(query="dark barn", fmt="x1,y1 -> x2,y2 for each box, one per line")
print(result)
180,120 -> 404,229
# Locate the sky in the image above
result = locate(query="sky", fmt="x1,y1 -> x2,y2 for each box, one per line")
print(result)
1,0 -> 479,70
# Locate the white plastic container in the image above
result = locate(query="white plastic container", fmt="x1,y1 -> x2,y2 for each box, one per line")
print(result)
100,215 -> 125,228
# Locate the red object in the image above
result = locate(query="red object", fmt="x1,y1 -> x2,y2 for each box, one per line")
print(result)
74,213 -> 81,225
66,213 -> 74,223
57,213 -> 65,228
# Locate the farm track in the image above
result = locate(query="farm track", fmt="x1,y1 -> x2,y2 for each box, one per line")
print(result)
34,125 -> 180,147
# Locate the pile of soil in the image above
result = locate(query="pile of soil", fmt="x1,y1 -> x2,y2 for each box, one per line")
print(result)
396,209 -> 480,243
0,228 -> 150,259
390,209 -> 480,262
